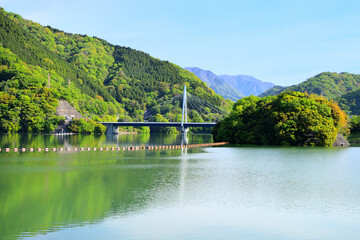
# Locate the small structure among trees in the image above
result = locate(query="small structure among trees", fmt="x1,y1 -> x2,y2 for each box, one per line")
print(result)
56,100 -> 84,119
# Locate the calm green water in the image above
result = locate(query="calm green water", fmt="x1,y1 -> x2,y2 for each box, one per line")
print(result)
1,134 -> 360,240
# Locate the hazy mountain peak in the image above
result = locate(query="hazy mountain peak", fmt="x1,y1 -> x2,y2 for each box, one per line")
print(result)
184,67 -> 275,100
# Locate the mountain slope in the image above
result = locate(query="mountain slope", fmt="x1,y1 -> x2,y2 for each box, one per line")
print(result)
258,85 -> 285,97
0,7 -> 231,133
260,72 -> 360,99
185,67 -> 274,99
218,74 -> 274,96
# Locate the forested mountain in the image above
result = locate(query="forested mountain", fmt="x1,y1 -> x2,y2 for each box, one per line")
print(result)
259,72 -> 360,115
185,67 -> 274,99
0,7 -> 231,133
260,72 -> 360,99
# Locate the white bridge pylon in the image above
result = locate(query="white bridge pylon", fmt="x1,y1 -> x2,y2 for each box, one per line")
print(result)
181,85 -> 189,135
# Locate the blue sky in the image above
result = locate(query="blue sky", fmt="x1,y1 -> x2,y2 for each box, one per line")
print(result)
1,0 -> 360,85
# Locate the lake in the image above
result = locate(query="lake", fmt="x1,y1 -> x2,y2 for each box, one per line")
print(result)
1,134 -> 360,240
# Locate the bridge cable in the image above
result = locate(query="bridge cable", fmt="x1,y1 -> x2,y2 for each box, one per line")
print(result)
187,93 -> 229,116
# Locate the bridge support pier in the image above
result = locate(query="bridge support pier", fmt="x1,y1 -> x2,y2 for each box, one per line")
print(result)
181,126 -> 189,137
181,126 -> 189,147
181,129 -> 189,146
105,124 -> 119,135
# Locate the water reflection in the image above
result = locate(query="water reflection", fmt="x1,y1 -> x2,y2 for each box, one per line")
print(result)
179,158 -> 188,204
0,133 -> 211,148
0,150 -> 186,239
1,141 -> 360,240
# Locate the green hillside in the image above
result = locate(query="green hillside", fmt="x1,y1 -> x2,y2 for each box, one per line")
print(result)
258,85 -> 284,97
260,72 -> 360,100
336,88 -> 360,115
0,7 -> 231,133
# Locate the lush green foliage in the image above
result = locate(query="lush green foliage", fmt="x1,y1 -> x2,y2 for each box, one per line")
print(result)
336,88 -> 360,115
350,115 -> 360,133
0,10 -> 76,80
67,118 -> 106,134
0,8 -> 231,133
213,91 -> 348,146
0,86 -> 63,133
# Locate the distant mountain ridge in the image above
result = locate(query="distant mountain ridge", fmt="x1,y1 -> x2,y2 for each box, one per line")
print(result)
259,72 -> 360,115
184,67 -> 274,101
259,72 -> 360,99
218,74 -> 274,97
184,67 -> 244,101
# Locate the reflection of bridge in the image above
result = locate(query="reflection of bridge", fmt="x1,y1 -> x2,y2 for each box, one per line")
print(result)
101,85 -> 228,135
101,122 -> 216,134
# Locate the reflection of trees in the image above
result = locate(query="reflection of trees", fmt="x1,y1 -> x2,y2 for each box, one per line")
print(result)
0,152 -> 181,239
0,134 -> 106,148
0,133 -> 213,148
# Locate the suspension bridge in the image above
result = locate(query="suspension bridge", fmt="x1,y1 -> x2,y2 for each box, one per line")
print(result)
101,85 -> 229,135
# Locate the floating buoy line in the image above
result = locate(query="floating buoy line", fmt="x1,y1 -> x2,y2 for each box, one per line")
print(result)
0,142 -> 229,153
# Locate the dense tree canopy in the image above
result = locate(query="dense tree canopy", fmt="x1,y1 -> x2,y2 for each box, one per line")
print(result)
213,91 -> 348,146
0,86 -> 63,133
350,115 -> 360,133
336,88 -> 360,115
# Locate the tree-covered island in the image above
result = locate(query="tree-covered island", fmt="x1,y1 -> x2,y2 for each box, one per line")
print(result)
213,91 -> 348,146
